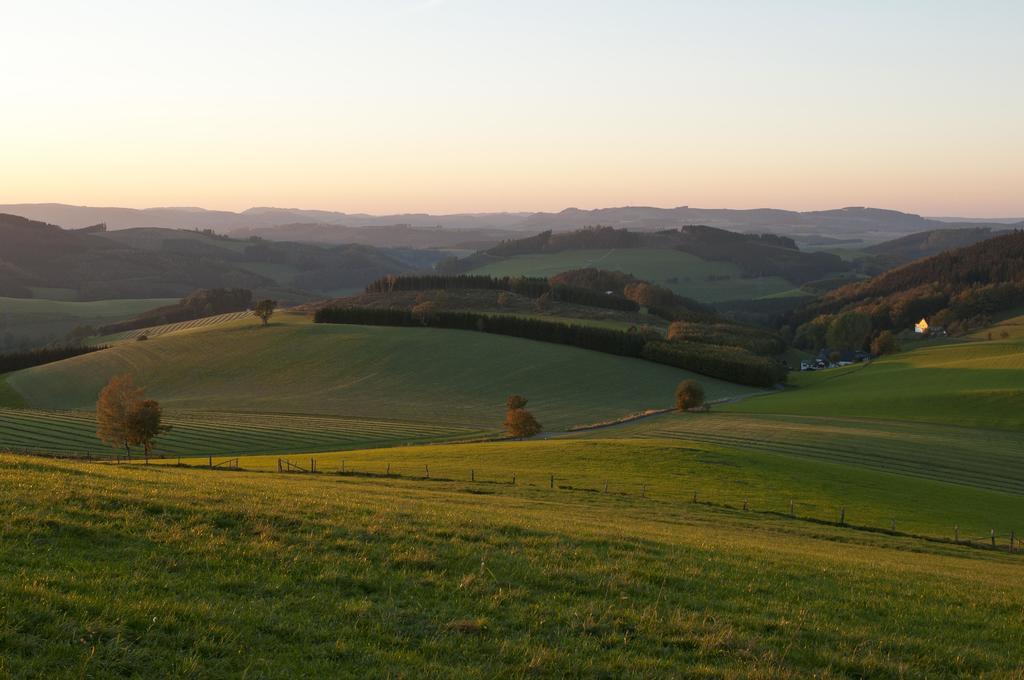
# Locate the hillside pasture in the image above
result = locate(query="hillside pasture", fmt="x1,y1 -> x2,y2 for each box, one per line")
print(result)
468,248 -> 795,302
2,454 -> 1022,677
590,412 -> 1024,497
6,314 -> 751,431
0,296 -> 175,348
730,336 -> 1024,430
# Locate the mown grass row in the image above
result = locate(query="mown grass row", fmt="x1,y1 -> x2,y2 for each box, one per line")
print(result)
590,412 -> 1024,496
98,310 -> 255,342
0,408 -> 481,457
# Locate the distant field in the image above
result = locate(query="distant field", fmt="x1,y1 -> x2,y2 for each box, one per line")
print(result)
5,314 -> 750,431
97,310 -> 255,342
468,248 -> 794,302
3,454 -> 1022,677
729,334 -> 1024,430
0,408 -> 478,457
590,412 -> 1024,497
0,296 -> 175,347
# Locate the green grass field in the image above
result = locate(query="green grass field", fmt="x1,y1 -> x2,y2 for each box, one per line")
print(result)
468,248 -> 796,302
584,411 -> 1024,495
0,296 -> 175,347
142,434 -> 1024,539
3,313 -> 751,433
729,334 -> 1024,430
2,453 -> 1022,677
0,408 -> 480,458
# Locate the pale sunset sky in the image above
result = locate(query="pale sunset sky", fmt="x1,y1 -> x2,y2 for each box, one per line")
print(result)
1,1 -> 1021,216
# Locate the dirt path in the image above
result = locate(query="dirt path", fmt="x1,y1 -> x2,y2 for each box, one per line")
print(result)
532,388 -> 781,439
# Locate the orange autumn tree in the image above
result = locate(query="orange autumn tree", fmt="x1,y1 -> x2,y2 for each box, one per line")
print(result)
96,374 -> 170,458
503,394 -> 542,439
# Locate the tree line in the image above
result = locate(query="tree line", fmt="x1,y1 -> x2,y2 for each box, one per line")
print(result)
365,274 -> 641,313
0,344 -> 106,374
98,288 -> 254,336
641,341 -> 786,387
314,306 -> 785,387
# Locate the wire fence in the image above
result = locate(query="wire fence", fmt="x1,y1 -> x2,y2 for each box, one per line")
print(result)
263,456 -> 1020,555
3,447 -> 1019,555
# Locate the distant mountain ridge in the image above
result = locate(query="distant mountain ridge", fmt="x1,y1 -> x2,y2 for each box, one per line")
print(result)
0,213 -> 428,302
2,203 -> 1020,244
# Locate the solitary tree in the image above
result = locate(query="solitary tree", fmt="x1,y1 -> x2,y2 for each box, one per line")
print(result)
675,379 -> 705,411
504,408 -> 543,439
253,299 -> 277,326
97,374 -> 144,457
128,399 -> 171,457
503,394 -> 542,438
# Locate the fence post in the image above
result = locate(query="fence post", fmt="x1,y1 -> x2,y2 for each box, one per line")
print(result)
342,460 -> 345,474
891,518 -> 896,532
1010,530 -> 1015,554
208,455 -> 212,468
387,463 -> 391,476
790,500 -> 795,517
549,474 -> 554,489
641,483 -> 646,498
955,525 -> 959,543
470,469 -> 474,482
278,458 -> 282,473
991,529 -> 996,548
425,465 -> 429,479
743,499 -> 748,511
604,481 -> 608,493
512,473 -> 516,486
839,507 -> 845,526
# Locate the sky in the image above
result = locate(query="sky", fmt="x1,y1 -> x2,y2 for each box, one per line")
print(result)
1,0 -> 1022,216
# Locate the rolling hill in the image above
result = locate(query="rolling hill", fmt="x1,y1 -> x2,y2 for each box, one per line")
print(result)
729,316 -> 1024,431
0,213 -> 432,303
796,229 -> 1024,337
0,296 -> 175,350
466,248 -> 795,302
862,226 -> 1009,260
2,313 -> 753,435
5,202 -> 1019,242
445,226 -> 854,304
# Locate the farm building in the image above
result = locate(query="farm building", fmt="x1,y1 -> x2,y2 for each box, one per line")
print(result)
914,318 -> 929,334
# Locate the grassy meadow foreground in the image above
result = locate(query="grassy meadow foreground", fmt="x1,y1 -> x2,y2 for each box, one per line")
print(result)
2,453 -> 1023,678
